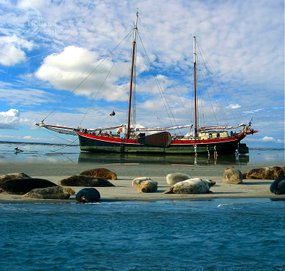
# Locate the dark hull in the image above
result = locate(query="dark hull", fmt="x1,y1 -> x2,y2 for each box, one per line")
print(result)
78,132 -> 247,155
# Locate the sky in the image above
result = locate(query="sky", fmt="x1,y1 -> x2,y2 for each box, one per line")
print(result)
0,0 -> 284,149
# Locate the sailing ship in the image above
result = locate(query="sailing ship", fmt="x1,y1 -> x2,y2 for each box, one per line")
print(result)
36,12 -> 257,155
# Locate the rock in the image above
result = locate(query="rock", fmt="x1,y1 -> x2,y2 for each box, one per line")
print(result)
0,177 -> 57,195
60,175 -> 114,187
76,188 -> 100,203
80,168 -> 117,180
166,173 -> 191,186
164,178 -> 216,194
0,172 -> 30,185
244,166 -> 284,180
222,167 -> 243,184
270,174 -> 285,195
24,186 -> 75,199
132,177 -> 158,193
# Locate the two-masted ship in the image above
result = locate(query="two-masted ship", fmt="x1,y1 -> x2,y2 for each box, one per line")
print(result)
37,12 -> 257,155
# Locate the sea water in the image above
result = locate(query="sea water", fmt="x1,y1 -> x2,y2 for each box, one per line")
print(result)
0,199 -> 285,271
0,141 -> 284,165
0,142 -> 284,270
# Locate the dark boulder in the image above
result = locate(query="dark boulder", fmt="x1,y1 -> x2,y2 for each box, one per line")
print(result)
60,175 -> 114,187
0,177 -> 57,195
76,188 -> 100,203
270,174 -> 285,195
0,173 -> 30,185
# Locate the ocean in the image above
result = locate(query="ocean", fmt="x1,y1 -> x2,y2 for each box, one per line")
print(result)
0,199 -> 285,271
0,141 -> 284,165
0,142 -> 284,270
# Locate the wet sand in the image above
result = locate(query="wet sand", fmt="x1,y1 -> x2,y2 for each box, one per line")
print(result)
0,162 -> 284,202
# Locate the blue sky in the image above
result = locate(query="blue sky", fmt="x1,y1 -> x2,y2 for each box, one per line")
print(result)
0,0 -> 284,149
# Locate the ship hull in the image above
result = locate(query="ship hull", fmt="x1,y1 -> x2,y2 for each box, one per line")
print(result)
77,132 -> 246,155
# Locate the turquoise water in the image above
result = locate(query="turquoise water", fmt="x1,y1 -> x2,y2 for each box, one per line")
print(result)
1,143 -> 284,270
0,199 -> 284,271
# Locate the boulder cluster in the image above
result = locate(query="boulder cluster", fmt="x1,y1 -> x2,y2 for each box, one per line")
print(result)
0,167 -> 118,203
0,166 -> 284,202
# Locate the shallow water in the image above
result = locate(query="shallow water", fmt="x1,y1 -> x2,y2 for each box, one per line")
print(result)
0,142 -> 284,165
0,199 -> 284,270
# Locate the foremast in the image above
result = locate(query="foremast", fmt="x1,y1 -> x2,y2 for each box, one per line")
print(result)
127,11 -> 139,139
193,36 -> 198,138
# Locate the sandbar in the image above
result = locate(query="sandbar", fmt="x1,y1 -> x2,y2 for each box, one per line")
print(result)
0,162 -> 284,202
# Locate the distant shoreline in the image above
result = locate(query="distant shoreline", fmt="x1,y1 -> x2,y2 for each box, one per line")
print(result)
0,140 -> 79,146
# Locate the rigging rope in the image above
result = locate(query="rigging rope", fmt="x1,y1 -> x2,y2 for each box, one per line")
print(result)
137,31 -> 181,131
196,42 -> 240,126
136,13 -> 193,135
42,126 -> 79,144
77,29 -> 135,127
41,28 -> 134,124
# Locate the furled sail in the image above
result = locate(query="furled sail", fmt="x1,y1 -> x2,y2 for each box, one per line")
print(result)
35,122 -> 77,135
135,124 -> 193,132
198,124 -> 246,131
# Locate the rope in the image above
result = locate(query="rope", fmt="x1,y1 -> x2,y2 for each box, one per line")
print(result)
137,31 -> 181,131
41,28 -> 134,123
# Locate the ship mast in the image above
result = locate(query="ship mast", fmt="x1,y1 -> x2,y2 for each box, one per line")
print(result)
193,36 -> 198,138
126,12 -> 139,139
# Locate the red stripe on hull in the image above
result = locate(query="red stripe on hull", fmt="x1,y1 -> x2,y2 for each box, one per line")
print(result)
77,132 -> 246,154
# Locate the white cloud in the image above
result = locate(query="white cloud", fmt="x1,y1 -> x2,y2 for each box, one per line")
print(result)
35,46 -> 131,101
262,136 -> 275,142
17,0 -> 46,10
0,109 -> 20,129
226,104 -> 241,110
0,35 -> 33,66
0,0 -> 283,146
261,136 -> 284,143
243,108 -> 264,114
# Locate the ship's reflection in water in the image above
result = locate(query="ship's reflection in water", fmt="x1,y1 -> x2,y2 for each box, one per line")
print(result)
78,152 -> 249,165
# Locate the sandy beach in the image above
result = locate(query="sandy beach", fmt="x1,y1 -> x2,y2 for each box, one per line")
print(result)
0,161 -> 284,202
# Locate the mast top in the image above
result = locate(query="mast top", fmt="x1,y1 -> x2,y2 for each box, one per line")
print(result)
193,36 -> 197,64
133,11 -> 139,41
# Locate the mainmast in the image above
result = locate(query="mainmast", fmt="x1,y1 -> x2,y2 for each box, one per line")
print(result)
126,12 -> 139,139
193,36 -> 198,138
